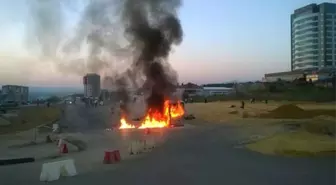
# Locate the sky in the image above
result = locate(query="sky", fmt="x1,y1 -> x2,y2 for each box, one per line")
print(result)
0,0 -> 332,87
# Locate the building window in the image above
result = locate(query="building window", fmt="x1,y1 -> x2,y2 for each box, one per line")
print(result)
325,20 -> 332,25
325,62 -> 332,66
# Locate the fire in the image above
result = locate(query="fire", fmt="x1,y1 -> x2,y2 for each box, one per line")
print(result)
119,100 -> 184,129
119,117 -> 136,129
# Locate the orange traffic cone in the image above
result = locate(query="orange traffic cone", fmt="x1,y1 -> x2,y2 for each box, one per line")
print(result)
60,143 -> 68,154
113,150 -> 121,162
103,150 -> 115,164
103,150 -> 121,164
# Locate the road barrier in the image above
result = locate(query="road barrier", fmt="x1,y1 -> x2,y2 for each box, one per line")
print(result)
0,157 -> 35,166
129,138 -> 156,155
40,159 -> 77,182
103,150 -> 121,164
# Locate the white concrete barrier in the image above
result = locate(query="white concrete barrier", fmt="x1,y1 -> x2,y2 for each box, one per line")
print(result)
52,124 -> 60,133
145,138 -> 156,149
40,159 -> 77,182
129,140 -> 143,154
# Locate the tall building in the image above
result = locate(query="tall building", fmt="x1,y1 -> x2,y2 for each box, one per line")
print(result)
83,73 -> 101,98
291,2 -> 336,71
1,85 -> 29,103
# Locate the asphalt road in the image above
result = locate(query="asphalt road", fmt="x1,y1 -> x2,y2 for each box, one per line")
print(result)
41,126 -> 336,185
1,104 -> 334,185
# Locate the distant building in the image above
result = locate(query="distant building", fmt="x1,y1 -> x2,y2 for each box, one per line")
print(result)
265,2 -> 336,82
264,68 -> 334,82
178,83 -> 203,96
1,85 -> 29,103
178,83 -> 234,97
83,73 -> 101,98
202,87 -> 233,96
291,2 -> 336,71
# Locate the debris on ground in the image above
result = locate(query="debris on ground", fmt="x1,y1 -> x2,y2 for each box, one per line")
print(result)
184,114 -> 195,120
241,111 -> 249,118
228,110 -> 238,114
229,105 -> 236,108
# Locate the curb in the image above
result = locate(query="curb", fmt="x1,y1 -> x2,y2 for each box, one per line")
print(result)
0,157 -> 35,166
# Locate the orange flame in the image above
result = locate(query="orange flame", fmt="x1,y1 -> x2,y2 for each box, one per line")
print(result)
119,100 -> 184,129
119,117 -> 136,129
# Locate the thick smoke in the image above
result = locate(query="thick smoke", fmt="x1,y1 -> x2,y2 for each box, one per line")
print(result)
27,0 -> 183,115
114,0 -> 183,114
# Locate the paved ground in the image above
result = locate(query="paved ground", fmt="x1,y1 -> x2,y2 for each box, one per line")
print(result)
1,102 -> 335,185
1,125 -> 335,185
53,125 -> 335,185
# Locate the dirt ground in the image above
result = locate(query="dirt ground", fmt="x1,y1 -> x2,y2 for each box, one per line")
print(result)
185,101 -> 336,156
0,106 -> 61,135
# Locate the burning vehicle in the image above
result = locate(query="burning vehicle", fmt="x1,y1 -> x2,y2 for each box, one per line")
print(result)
119,91 -> 185,129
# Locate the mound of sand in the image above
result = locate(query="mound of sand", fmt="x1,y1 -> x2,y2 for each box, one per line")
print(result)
246,131 -> 335,157
259,104 -> 306,119
303,116 -> 336,136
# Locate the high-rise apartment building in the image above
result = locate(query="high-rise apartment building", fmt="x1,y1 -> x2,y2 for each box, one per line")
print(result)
1,85 -> 29,103
83,73 -> 101,98
291,2 -> 336,71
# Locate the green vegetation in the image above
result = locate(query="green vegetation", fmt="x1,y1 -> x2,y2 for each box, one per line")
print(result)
0,106 -> 61,134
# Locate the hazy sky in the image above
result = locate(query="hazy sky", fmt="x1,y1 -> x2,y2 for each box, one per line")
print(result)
0,0 -> 331,87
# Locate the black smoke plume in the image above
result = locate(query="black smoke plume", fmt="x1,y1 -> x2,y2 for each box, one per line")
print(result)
120,0 -> 183,113
26,0 -> 183,116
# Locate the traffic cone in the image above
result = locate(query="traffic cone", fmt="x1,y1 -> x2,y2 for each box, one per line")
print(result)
113,150 -> 121,162
60,143 -> 68,154
103,150 -> 115,164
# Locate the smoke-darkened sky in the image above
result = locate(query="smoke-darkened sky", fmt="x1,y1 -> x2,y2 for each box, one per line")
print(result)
0,0 -> 326,86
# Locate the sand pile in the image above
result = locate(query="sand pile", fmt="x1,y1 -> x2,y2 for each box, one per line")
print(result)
303,116 -> 336,136
259,104 -> 307,119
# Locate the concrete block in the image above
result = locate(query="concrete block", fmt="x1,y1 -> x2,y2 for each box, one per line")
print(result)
40,159 -> 77,182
